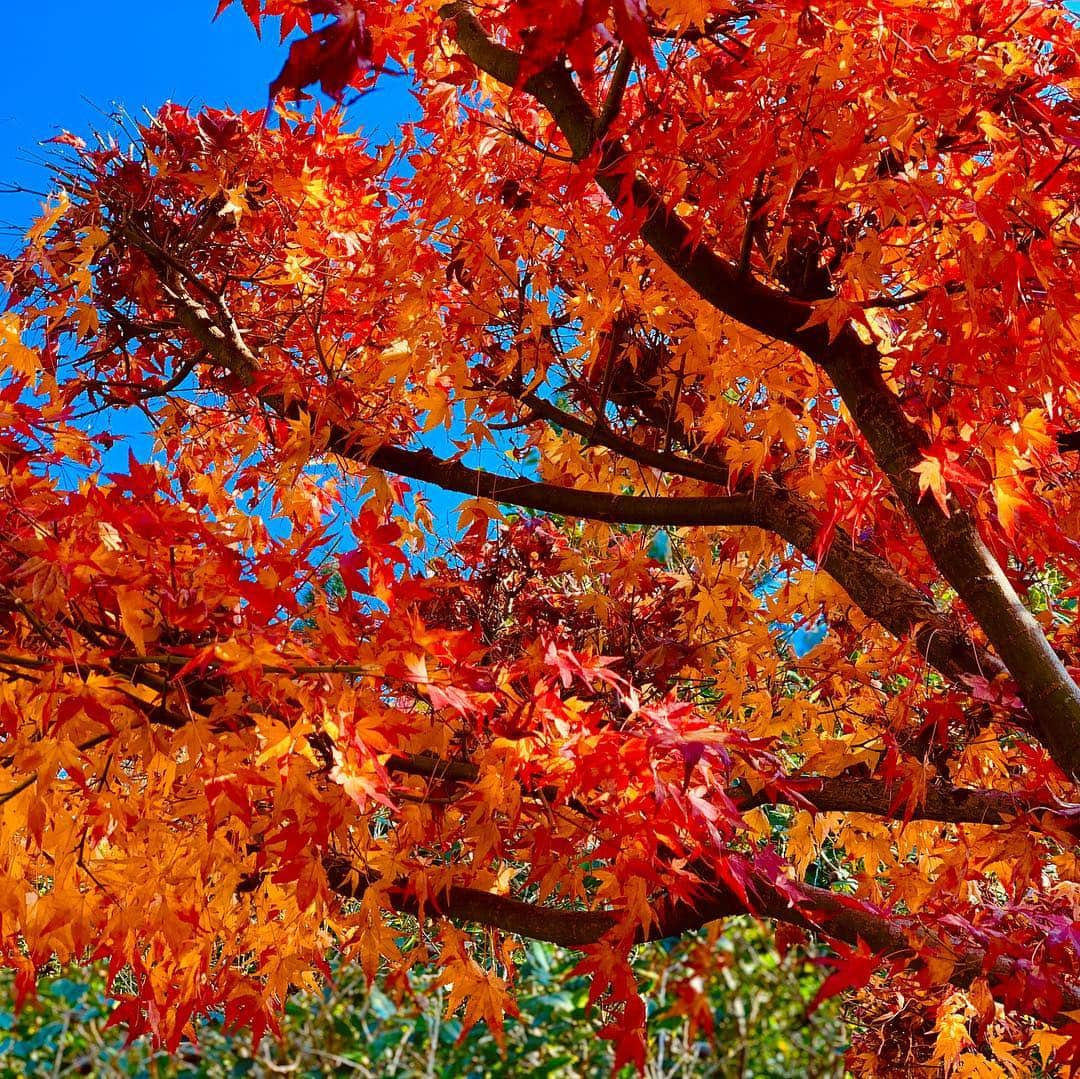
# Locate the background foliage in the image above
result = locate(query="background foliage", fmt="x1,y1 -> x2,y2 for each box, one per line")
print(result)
0,921 -> 845,1078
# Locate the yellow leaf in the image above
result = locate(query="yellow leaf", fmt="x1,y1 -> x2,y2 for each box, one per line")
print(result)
1013,408 -> 1054,454
911,455 -> 949,516
0,314 -> 39,378
931,993 -> 974,1073
1028,1026 -> 1069,1069
25,192 -> 70,248
993,477 -> 1026,538
798,298 -> 856,343
115,585 -> 158,654
435,924 -> 519,1050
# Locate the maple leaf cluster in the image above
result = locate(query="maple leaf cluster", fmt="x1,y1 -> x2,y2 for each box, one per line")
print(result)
2,0 -> 1080,1073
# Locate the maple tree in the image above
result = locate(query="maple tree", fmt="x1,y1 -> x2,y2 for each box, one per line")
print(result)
1,0 -> 1080,1073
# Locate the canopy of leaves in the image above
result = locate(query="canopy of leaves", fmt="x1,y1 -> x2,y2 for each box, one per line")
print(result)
1,1 -> 1080,1075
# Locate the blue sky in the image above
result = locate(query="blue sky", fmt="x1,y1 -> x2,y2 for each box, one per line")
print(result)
0,2 -> 414,249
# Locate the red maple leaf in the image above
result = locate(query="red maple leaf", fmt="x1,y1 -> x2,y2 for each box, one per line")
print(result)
269,1 -> 374,103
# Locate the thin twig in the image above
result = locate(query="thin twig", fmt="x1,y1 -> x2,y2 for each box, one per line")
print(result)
595,47 -> 634,141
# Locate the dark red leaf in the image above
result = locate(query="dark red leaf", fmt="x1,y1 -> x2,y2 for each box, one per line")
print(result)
268,2 -> 373,103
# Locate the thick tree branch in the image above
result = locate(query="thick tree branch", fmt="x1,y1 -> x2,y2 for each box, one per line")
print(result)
825,342 -> 1080,778
754,479 -> 1005,687
324,854 -> 1080,1017
737,774 -> 1080,833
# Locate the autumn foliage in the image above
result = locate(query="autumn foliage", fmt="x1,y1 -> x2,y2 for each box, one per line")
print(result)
2,0 -> 1080,1073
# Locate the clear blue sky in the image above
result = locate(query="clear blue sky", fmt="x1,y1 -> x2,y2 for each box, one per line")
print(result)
0,2 -> 415,247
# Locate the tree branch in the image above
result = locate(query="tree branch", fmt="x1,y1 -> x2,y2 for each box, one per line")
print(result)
595,47 -> 633,141
324,853 -> 1080,1017
365,444 -> 758,528
387,753 -> 1079,834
